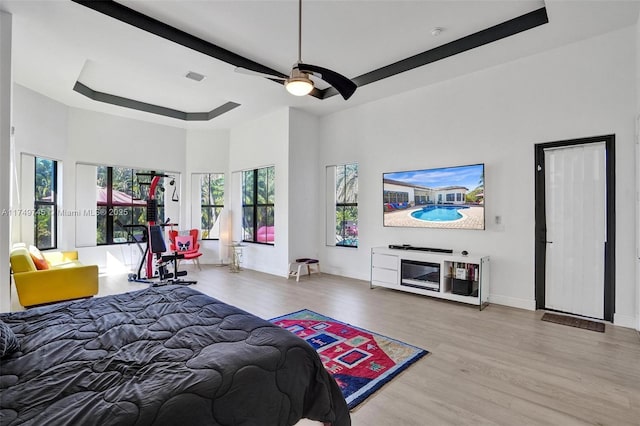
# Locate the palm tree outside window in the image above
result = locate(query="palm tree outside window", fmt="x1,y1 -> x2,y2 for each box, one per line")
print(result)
335,163 -> 358,247
242,166 -> 275,244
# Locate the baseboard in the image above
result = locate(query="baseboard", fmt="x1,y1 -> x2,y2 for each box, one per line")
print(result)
320,270 -> 539,311
486,299 -> 637,329
321,266 -> 370,282
613,313 -> 638,330
488,294 -> 536,311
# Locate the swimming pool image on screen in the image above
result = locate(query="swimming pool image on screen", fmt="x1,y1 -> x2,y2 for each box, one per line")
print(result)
411,205 -> 469,222
383,164 -> 484,230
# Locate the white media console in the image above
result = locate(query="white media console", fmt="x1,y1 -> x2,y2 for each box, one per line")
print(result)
370,246 -> 490,309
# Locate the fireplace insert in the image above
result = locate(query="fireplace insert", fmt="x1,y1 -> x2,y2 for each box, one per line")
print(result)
400,260 -> 441,291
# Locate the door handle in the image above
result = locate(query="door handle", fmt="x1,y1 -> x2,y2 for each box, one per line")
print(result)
544,241 -> 553,244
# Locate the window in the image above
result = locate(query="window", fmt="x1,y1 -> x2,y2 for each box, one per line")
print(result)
242,166 -> 275,244
383,191 -> 408,204
199,173 -> 224,240
335,163 -> 358,248
34,157 -> 57,249
415,195 -> 427,204
446,193 -> 455,202
96,166 -> 165,245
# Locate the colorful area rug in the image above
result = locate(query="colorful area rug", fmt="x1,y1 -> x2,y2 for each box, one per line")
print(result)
270,309 -> 428,409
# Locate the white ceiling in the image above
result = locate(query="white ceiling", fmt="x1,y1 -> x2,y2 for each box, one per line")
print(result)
1,0 -> 639,130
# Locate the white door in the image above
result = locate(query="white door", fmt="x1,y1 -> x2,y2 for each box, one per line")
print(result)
544,142 -> 606,319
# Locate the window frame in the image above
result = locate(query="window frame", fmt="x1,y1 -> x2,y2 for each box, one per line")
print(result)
335,163 -> 358,248
34,157 -> 58,250
199,172 -> 225,240
97,166 -> 165,246
242,166 -> 275,245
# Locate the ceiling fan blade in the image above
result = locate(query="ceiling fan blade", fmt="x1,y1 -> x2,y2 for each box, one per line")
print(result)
234,67 -> 286,81
297,63 -> 357,100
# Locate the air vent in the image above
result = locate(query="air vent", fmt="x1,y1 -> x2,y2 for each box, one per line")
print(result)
185,71 -> 206,82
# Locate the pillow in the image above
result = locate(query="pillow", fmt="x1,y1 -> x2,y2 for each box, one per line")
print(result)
175,236 -> 192,252
28,245 -> 49,270
0,319 -> 20,358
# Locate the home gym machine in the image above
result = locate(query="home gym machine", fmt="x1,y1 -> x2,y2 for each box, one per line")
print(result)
123,171 -> 195,286
117,220 -> 153,284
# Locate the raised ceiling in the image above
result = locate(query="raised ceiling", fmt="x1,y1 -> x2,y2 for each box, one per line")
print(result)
1,0 -> 639,129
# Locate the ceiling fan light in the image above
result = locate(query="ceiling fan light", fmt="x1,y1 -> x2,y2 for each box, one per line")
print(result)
285,76 -> 314,96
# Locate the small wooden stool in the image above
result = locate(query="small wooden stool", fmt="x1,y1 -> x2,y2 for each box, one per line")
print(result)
288,258 -> 321,282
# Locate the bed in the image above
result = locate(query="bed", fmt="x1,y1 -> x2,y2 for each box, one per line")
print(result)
0,285 -> 350,425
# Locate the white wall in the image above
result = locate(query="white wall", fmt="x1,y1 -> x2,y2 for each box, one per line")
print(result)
636,14 -> 640,330
229,108 -> 290,276
183,110 -> 319,272
67,108 -> 186,172
319,26 -> 638,326
185,128 -> 230,263
288,109 -> 320,262
12,85 -> 68,159
0,12 -> 12,312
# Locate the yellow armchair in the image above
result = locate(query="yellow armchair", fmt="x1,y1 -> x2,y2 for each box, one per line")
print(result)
10,246 -> 99,308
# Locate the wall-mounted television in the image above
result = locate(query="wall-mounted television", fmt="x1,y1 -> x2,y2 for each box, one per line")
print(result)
383,163 -> 485,230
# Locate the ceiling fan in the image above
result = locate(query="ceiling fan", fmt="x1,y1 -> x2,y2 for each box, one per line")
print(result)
235,0 -> 357,100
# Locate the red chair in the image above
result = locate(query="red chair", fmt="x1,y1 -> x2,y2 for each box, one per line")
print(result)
168,229 -> 203,270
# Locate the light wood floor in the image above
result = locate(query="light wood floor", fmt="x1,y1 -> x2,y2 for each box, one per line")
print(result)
15,265 -> 640,425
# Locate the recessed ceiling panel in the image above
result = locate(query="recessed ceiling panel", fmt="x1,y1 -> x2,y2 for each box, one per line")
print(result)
77,59 -> 230,113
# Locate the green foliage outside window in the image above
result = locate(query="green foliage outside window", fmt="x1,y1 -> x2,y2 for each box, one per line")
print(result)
242,166 -> 275,244
200,173 -> 224,239
34,157 -> 57,249
97,166 -> 165,245
335,163 -> 358,247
